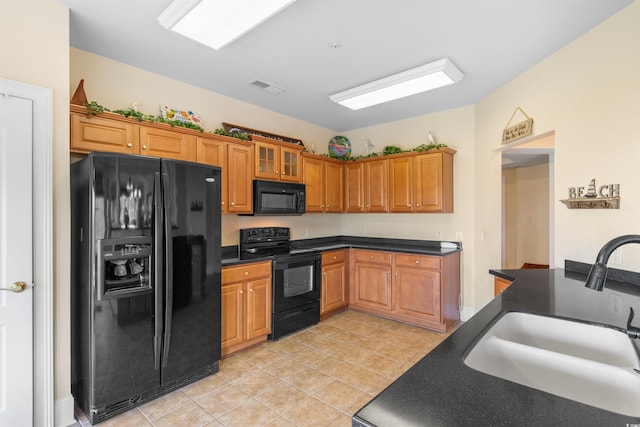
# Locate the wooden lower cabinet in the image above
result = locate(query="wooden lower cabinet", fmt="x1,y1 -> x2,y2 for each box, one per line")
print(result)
350,250 -> 393,311
221,261 -> 272,356
494,276 -> 513,296
349,249 -> 460,332
320,250 -> 348,318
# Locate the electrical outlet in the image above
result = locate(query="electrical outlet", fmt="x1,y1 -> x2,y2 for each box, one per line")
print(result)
360,226 -> 366,236
610,248 -> 622,265
436,231 -> 443,240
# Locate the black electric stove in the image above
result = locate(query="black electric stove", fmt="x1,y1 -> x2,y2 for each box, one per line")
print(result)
239,227 -> 321,339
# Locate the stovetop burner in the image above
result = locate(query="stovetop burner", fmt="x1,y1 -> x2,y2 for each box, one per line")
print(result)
239,227 -> 318,260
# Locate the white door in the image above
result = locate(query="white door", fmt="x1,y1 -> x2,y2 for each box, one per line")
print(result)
0,93 -> 34,425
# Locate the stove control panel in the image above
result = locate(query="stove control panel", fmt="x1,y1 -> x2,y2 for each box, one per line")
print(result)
240,227 -> 290,243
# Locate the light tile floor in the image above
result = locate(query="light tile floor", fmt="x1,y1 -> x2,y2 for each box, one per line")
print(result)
75,310 -> 456,427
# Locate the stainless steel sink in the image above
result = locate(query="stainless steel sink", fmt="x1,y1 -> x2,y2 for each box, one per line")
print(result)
464,312 -> 640,416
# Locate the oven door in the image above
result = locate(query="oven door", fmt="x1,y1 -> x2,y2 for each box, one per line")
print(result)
272,253 -> 321,313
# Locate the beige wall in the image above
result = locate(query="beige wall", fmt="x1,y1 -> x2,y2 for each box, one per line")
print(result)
1,0 -> 70,401
474,1 -> 640,308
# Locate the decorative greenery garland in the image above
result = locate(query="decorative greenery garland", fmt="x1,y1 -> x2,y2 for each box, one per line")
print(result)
324,143 -> 449,161
85,101 -> 205,132
84,101 -> 450,149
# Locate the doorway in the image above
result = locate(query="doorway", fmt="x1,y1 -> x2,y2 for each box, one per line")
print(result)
0,78 -> 53,426
501,132 -> 555,269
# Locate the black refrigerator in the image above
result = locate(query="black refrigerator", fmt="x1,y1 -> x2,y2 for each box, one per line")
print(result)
71,153 -> 221,424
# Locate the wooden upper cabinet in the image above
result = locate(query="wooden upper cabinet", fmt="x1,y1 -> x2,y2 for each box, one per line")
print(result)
71,112 -> 139,154
303,156 -> 324,212
227,142 -> 253,214
414,150 -> 455,213
364,158 -> 388,212
344,162 -> 365,213
71,106 -> 196,162
252,135 -> 303,182
302,154 -> 344,213
139,126 -> 196,161
196,134 -> 253,214
324,160 -> 344,212
389,155 -> 414,212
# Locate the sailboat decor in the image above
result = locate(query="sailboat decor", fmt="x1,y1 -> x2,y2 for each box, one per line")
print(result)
560,178 -> 620,209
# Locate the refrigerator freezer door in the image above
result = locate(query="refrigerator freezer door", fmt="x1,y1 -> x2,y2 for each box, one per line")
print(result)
160,159 -> 222,386
88,154 -> 162,412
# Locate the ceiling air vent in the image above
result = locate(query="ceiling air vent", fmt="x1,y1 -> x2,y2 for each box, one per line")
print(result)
248,80 -> 285,94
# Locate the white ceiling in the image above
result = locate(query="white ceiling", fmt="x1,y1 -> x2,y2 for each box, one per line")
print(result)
59,0 -> 634,132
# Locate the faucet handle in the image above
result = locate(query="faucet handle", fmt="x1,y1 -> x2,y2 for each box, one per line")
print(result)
626,307 -> 640,339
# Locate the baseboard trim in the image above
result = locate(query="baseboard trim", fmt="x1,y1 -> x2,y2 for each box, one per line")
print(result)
55,395 -> 75,427
460,306 -> 476,322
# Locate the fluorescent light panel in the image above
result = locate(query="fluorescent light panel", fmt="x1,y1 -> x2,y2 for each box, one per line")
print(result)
158,0 -> 298,50
329,58 -> 463,110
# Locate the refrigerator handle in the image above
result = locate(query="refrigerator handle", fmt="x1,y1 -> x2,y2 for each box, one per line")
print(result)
153,172 -> 163,370
161,172 -> 174,367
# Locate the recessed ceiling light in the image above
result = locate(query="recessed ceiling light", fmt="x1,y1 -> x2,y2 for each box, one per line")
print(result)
157,0 -> 298,50
329,58 -> 463,110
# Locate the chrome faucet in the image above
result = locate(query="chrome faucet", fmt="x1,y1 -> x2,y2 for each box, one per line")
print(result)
585,234 -> 640,291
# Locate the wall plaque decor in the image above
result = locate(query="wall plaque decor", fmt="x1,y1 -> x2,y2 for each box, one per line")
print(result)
502,107 -> 534,144
560,178 -> 620,209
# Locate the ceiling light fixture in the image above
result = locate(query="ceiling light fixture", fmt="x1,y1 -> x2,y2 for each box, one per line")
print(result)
157,0 -> 298,50
329,58 -> 463,110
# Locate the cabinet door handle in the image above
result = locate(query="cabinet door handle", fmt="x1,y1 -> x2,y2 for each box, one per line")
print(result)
409,203 -> 412,207
142,145 -> 148,150
395,272 -> 399,277
222,201 -> 225,205
244,271 -> 249,276
127,143 -> 133,148
416,203 -> 420,207
249,288 -> 254,293
239,289 -> 244,294
370,256 -> 374,260
415,260 -> 420,264
231,202 -> 235,206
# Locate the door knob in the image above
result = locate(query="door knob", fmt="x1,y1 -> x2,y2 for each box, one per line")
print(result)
0,281 -> 27,293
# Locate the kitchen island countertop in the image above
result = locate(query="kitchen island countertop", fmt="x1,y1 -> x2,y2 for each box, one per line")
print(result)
353,267 -> 640,426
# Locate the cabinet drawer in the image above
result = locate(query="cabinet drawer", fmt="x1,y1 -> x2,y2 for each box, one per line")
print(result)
353,250 -> 392,265
222,261 -> 271,283
394,254 -> 441,270
322,249 -> 346,265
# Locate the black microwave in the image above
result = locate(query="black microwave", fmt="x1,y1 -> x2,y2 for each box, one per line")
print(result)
250,180 -> 306,215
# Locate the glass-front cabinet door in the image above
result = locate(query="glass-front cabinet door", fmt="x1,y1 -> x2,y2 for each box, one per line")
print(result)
254,141 -> 279,180
252,136 -> 303,182
280,146 -> 301,182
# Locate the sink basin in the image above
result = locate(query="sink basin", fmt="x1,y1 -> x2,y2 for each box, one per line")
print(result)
464,312 -> 640,416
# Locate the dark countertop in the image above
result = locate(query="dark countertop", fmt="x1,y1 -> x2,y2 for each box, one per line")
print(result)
221,235 -> 461,266
353,267 -> 640,426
